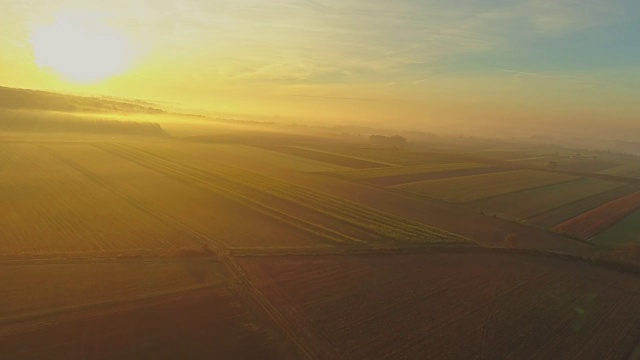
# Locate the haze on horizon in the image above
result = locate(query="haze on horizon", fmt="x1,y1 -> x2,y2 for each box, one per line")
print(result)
1,0 -> 639,135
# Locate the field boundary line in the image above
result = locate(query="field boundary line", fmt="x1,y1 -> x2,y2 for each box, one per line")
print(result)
112,143 -> 466,244
289,145 -> 400,166
220,254 -> 339,360
0,256 -> 220,266
394,171 -> 580,205
521,182 -> 635,225
0,282 -> 224,328
132,143 -> 470,244
96,143 -> 364,246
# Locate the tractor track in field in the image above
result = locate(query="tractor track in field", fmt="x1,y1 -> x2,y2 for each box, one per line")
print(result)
219,253 -> 337,360
38,145 -> 224,251
0,282 -> 225,330
109,143 -> 465,244
95,143 -> 364,246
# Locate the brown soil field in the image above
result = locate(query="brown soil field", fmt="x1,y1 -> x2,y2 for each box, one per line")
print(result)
554,191 -> 640,240
363,166 -> 505,186
238,252 -> 640,360
0,286 -> 296,360
0,259 -> 223,322
257,145 -> 391,169
525,184 -> 640,228
45,143 -> 327,249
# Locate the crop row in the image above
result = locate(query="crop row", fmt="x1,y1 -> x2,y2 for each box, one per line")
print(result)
333,162 -> 487,179
100,143 -> 467,244
239,253 -> 640,360
305,145 -> 474,166
394,169 -> 577,203
131,143 -> 468,243
553,191 -> 640,240
97,144 -> 362,245
524,185 -> 639,229
258,145 -> 391,169
47,143 -> 324,249
0,145 -> 194,255
598,163 -> 640,176
471,178 -> 624,221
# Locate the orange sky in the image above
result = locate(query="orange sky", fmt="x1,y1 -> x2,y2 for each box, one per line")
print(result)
1,1 -> 639,131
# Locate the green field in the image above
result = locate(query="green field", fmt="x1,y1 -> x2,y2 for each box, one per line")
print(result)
394,170 -> 578,203
334,162 -> 488,179
592,210 -> 640,247
471,178 -> 625,221
524,185 -> 639,229
598,163 -> 640,176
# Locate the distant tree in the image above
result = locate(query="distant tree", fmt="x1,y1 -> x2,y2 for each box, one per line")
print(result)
369,135 -> 408,149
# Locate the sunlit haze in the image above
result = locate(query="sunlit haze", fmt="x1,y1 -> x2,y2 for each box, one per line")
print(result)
1,0 -> 639,133
5,2 -> 640,358
30,11 -> 132,83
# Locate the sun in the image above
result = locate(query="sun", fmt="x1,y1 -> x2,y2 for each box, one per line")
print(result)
30,11 -> 133,84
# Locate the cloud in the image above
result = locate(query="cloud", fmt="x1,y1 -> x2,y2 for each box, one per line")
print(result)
500,69 -> 594,84
7,0 -> 626,87
526,0 -> 623,32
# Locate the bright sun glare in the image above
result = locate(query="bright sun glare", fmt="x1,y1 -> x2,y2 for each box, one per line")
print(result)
30,11 -> 132,84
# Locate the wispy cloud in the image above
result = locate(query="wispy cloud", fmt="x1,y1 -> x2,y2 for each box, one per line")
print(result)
525,0 -> 623,32
500,69 -> 594,84
7,0 -> 627,87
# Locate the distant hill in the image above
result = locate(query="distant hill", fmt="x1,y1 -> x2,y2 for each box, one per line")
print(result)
0,86 -> 167,136
0,113 -> 167,137
0,86 -> 165,114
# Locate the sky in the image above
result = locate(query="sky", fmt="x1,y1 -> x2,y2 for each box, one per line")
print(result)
1,0 -> 639,132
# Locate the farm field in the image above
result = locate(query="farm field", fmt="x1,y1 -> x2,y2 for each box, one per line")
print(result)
256,145 -> 391,169
470,178 -> 624,221
238,252 -> 640,360
599,163 -> 640,177
553,158 -> 618,173
5,136 -> 640,359
0,286 -> 296,360
333,162 -> 488,179
105,142 -> 466,245
305,145 -> 477,166
598,163 -> 639,176
0,144 -> 198,256
0,259 -> 223,322
157,152 -> 586,249
185,143 -> 352,172
394,169 -> 578,203
364,166 -> 507,186
553,192 -> 640,240
44,143 -> 327,249
592,210 -> 640,247
469,149 -> 552,161
334,163 -> 508,186
525,184 -> 640,228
